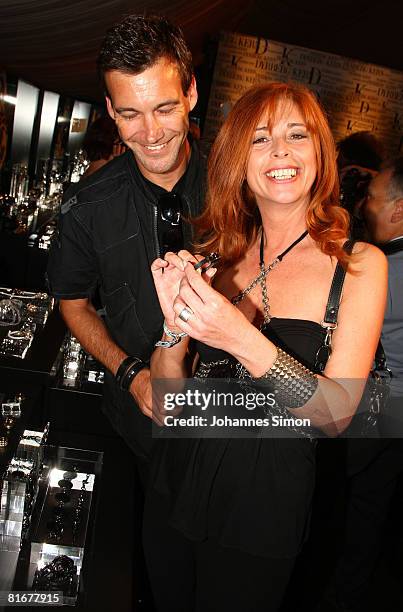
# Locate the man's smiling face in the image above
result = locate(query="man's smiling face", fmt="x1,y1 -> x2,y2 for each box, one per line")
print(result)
105,58 -> 197,186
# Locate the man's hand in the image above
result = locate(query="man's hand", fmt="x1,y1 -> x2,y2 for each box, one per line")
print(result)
129,368 -> 153,419
151,250 -> 201,329
129,367 -> 177,426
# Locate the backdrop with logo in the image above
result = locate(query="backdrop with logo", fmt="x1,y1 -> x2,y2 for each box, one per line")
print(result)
205,31 -> 403,155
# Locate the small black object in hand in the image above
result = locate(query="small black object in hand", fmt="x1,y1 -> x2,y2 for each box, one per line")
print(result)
193,252 -> 220,272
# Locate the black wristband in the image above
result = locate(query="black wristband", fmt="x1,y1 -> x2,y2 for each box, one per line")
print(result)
121,358 -> 149,391
115,356 -> 137,387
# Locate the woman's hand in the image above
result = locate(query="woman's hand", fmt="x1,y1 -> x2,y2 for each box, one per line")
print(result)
172,261 -> 250,353
151,250 -> 201,330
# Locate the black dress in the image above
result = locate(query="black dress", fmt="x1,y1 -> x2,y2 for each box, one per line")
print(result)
149,317 -> 327,560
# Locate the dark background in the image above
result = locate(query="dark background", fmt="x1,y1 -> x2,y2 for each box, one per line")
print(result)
0,0 -> 401,104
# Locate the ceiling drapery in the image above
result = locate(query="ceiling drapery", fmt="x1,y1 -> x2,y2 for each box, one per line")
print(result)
0,0 -> 252,99
0,0 -> 400,101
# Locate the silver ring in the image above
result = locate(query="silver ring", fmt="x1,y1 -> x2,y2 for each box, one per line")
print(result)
178,306 -> 193,322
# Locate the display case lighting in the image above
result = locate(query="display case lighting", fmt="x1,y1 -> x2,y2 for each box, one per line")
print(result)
0,94 -> 17,105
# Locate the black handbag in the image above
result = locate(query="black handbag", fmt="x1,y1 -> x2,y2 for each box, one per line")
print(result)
361,341 -> 392,436
314,241 -> 392,437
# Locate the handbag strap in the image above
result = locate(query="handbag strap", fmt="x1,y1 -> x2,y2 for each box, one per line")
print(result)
317,239 -> 388,375
322,239 -> 355,327
374,339 -> 387,370
314,240 -> 354,372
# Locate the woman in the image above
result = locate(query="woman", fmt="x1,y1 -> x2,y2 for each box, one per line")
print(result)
81,116 -> 125,178
145,83 -> 387,611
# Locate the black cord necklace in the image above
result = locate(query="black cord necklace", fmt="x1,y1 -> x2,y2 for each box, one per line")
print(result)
259,229 -> 309,266
259,229 -> 308,324
231,229 -> 309,325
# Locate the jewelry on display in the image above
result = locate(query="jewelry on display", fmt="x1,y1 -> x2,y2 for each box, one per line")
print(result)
21,434 -> 42,446
48,468 -> 78,542
254,347 -> 318,408
0,298 -> 22,326
155,321 -> 188,348
7,329 -> 32,340
72,474 -> 90,544
8,458 -> 34,479
32,554 -> 77,594
0,289 -> 53,359
178,306 -> 194,322
47,471 -> 91,545
1,394 -> 23,417
2,416 -> 16,447
58,479 -> 73,490
63,469 -> 78,481
0,289 -> 48,301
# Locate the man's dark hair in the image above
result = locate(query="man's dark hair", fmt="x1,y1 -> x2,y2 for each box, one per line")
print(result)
382,156 -> 403,201
97,14 -> 193,96
337,131 -> 384,171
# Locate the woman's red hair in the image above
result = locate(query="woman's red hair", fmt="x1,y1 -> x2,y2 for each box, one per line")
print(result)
195,82 -> 351,265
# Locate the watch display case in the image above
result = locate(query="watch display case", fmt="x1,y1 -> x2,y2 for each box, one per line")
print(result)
28,446 -> 101,605
0,444 -> 102,606
0,423 -> 48,592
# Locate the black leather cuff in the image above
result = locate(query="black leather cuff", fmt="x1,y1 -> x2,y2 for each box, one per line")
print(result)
115,356 -> 137,387
120,357 -> 149,391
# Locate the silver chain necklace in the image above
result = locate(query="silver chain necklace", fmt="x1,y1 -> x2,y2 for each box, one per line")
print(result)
231,230 -> 309,324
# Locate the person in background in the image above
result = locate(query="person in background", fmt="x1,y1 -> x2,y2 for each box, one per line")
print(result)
364,157 -> 403,431
319,157 -> 403,612
47,14 -> 205,480
337,131 -> 385,240
81,115 -> 125,178
337,131 -> 384,177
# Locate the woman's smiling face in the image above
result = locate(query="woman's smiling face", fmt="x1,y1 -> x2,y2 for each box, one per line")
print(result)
246,100 -> 317,210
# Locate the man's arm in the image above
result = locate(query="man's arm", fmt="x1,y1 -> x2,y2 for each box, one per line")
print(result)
59,298 -> 152,418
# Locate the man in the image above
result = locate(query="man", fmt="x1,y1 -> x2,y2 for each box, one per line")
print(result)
318,158 -> 403,611
337,131 -> 384,241
364,156 -> 403,415
47,15 -> 205,467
